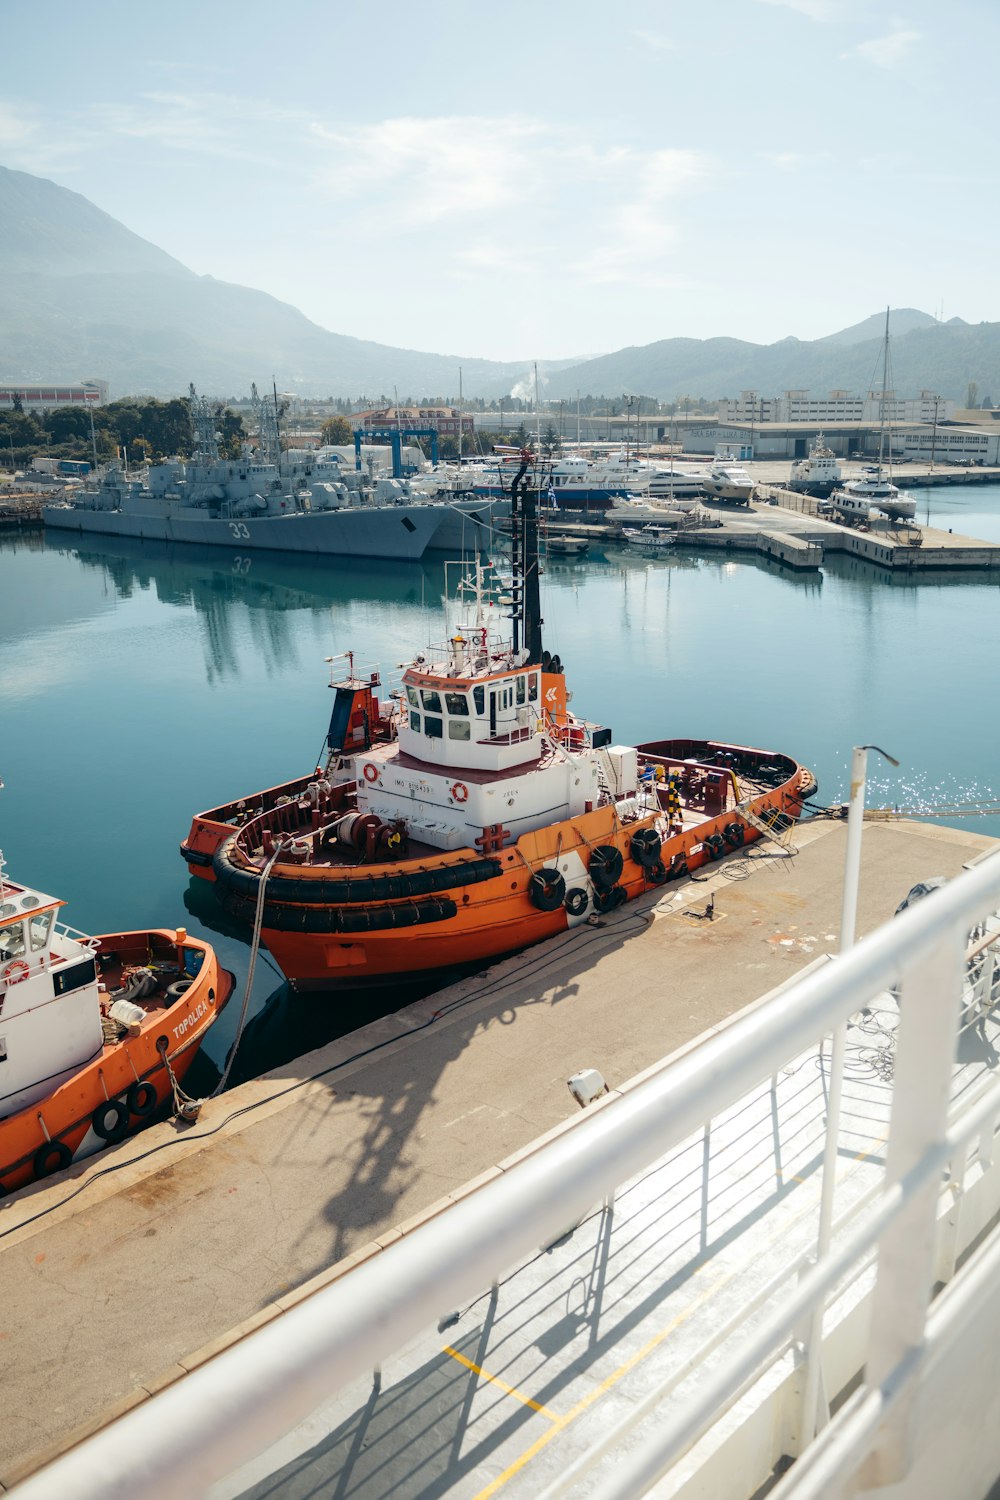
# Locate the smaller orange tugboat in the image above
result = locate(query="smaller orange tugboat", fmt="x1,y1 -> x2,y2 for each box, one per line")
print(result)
0,866 -> 232,1194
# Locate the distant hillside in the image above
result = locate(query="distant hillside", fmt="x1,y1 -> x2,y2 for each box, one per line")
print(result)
815,307 -> 948,346
1,166 -> 996,403
0,166 -> 572,399
548,318 -> 1000,404
0,165 -> 191,279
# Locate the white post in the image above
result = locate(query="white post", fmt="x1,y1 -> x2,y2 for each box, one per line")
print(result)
799,744 -> 898,1447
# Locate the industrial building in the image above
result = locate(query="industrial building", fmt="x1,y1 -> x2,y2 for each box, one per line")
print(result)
0,380 -> 108,412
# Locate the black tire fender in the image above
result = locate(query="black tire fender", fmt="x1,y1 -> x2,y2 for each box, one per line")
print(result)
529,868 -> 567,913
647,860 -> 668,885
723,822 -> 745,849
564,887 -> 589,917
166,979 -> 194,1002
629,828 -> 662,868
34,1141 -> 73,1179
92,1099 -> 130,1143
704,833 -> 726,861
669,854 -> 689,880
126,1081 -> 159,1119
590,845 -> 624,891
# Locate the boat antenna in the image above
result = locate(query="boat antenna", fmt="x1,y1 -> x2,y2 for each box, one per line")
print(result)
272,379 -> 283,478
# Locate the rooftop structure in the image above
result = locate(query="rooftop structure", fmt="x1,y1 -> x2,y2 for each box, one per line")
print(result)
0,380 -> 108,412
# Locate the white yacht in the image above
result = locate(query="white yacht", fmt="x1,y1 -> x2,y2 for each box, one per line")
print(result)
788,436 -> 842,497
702,455 -> 755,505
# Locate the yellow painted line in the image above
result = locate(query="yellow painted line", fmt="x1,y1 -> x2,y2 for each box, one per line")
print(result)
470,1267 -> 732,1500
442,1346 -> 560,1421
471,1122 -> 892,1497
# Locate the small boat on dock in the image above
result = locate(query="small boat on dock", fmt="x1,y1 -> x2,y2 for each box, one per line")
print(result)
622,526 -> 677,552
0,863 -> 232,1192
545,535 -> 589,556
180,458 -> 815,992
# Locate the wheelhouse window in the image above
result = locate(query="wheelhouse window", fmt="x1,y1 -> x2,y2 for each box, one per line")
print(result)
406,686 -> 419,708
516,676 -> 526,706
421,690 -> 442,712
424,715 -> 443,739
528,673 -> 539,701
29,911 -> 53,952
409,711 -> 421,731
448,720 -> 471,741
445,692 -> 469,716
0,920 -> 25,959
473,685 -> 485,714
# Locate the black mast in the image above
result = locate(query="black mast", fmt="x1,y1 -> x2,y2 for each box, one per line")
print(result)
509,450 -> 543,663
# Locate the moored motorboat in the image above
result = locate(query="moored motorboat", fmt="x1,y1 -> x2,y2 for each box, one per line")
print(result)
545,535 -> 589,556
180,459 -> 815,992
0,864 -> 232,1193
622,526 -> 677,552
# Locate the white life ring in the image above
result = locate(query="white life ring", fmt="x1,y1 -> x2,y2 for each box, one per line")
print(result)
451,782 -> 469,803
2,959 -> 29,985
362,763 -> 380,783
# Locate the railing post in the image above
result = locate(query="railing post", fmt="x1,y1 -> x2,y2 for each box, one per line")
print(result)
861,919 -> 965,1485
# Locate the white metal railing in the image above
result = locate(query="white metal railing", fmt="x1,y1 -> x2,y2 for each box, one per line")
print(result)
16,848 -> 1000,1500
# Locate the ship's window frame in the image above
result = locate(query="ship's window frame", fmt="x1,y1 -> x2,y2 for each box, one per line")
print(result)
424,715 -> 443,739
406,686 -> 419,708
421,689 -> 442,712
473,685 -> 485,714
445,692 -> 469,716
0,919 -> 26,959
528,672 -> 538,701
409,710 -> 421,731
516,676 -> 526,706
448,720 -> 471,741
29,911 -> 53,952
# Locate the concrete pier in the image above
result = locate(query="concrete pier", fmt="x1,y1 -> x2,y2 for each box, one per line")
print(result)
0,814 -> 995,1489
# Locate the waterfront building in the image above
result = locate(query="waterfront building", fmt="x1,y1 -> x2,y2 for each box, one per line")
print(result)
718,388 -> 954,425
355,404 -> 475,437
0,379 -> 108,412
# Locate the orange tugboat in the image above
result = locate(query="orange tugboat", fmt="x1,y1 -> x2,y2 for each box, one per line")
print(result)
0,867 -> 232,1193
181,457 -> 815,991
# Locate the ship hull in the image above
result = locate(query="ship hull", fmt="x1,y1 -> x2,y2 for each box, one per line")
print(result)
42,502 -> 450,561
197,741 -> 814,993
0,931 -> 232,1194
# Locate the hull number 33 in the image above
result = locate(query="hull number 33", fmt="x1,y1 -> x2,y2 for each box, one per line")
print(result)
229,521 -> 251,539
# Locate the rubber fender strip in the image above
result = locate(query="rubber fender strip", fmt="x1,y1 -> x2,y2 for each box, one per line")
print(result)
212,846 -> 501,905
223,895 -> 460,935
179,844 -> 213,868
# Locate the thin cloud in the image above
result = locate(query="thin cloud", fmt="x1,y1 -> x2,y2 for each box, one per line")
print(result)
845,27 -> 921,68
757,0 -> 836,19
631,28 -> 675,52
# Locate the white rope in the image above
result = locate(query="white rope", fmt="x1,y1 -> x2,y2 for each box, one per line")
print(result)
212,838 -> 287,1098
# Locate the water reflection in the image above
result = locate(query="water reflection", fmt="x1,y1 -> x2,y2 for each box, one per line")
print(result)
46,533 -> 453,683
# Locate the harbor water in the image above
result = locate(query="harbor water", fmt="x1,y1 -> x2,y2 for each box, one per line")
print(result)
2,482 -> 998,1080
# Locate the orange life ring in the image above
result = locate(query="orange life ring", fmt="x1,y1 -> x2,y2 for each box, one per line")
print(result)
362,763 -> 380,783
2,959 -> 29,985
451,782 -> 469,803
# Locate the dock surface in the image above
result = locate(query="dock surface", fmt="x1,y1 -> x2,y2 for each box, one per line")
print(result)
1,815 -> 995,1488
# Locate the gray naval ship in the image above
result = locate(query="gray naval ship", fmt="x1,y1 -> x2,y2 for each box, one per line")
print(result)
43,385 -> 506,561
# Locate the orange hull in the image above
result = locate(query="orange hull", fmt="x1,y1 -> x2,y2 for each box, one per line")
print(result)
0,932 -> 232,1195
210,745 -> 813,991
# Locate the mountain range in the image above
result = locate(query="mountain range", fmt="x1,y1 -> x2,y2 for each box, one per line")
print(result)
1,164 -> 998,405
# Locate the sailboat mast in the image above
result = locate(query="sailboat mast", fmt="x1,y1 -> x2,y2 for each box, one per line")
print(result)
877,306 -> 889,478
457,367 -> 463,464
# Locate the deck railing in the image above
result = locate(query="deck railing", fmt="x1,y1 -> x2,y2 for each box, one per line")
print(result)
17,848 -> 1000,1500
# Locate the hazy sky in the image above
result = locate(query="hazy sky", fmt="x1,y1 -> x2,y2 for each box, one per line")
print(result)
2,0 -> 995,361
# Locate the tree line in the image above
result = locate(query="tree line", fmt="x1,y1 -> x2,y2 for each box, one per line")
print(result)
0,396 -> 246,470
